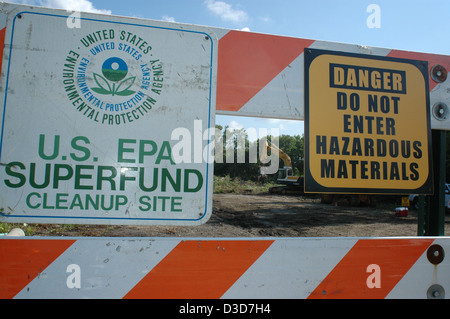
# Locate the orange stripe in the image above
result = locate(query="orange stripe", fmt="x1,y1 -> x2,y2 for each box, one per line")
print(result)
217,30 -> 314,112
124,240 -> 274,299
387,49 -> 450,91
308,239 -> 434,299
0,239 -> 76,299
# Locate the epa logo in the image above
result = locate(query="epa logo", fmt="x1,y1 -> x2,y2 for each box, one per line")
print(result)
93,57 -> 136,97
62,28 -> 165,126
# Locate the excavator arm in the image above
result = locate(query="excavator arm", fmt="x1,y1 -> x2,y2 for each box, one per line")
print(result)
262,140 -> 293,170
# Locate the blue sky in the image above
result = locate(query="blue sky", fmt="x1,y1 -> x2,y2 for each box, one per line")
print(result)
9,0 -> 450,138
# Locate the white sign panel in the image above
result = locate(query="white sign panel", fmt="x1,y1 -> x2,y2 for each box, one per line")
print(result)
0,4 -> 217,225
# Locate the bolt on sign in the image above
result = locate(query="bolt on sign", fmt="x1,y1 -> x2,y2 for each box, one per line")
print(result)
304,49 -> 432,194
0,4 -> 217,225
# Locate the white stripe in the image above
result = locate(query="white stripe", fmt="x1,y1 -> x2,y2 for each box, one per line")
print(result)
387,239 -> 450,299
14,238 -> 180,299
222,237 -> 357,299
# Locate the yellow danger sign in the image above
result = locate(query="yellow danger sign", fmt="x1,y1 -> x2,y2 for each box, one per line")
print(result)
304,49 -> 432,194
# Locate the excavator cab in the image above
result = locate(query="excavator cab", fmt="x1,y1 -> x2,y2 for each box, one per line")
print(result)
277,166 -> 293,181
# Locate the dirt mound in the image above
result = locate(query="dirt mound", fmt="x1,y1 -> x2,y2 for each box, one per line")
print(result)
30,193 -> 449,237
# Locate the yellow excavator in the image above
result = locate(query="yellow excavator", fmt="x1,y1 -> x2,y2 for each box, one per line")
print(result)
262,141 -> 373,205
261,141 -> 304,194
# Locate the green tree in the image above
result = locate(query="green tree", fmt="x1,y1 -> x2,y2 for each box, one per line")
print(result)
278,134 -> 304,176
213,125 -> 260,180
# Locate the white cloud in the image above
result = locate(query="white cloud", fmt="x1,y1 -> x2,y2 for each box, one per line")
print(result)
204,0 -> 248,24
11,0 -> 111,15
228,120 -> 244,130
261,118 -> 283,124
162,15 -> 176,23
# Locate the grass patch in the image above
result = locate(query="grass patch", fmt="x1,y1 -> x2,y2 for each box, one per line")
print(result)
213,175 -> 275,194
0,223 -> 36,236
0,222 -> 117,237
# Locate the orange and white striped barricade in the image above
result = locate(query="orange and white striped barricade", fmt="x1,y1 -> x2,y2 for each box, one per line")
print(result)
0,237 -> 448,299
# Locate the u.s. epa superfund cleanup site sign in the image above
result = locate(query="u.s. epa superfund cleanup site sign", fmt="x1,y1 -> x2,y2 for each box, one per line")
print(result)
304,49 -> 432,194
0,5 -> 217,225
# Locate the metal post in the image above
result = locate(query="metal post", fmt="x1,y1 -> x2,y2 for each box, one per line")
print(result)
419,130 -> 446,236
417,195 -> 426,236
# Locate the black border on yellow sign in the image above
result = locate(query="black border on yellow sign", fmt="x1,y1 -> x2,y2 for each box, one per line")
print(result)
304,48 -> 433,195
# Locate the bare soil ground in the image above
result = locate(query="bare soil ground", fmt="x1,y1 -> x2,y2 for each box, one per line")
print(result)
30,193 -> 450,237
